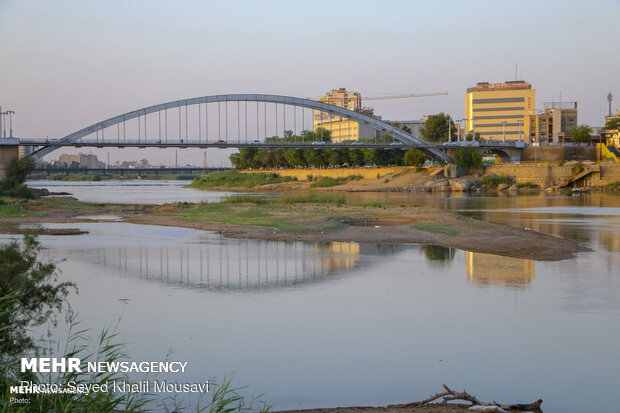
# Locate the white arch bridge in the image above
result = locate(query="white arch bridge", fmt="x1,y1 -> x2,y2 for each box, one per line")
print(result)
26,94 -> 454,163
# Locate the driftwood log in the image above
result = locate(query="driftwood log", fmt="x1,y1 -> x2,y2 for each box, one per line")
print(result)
394,384 -> 542,411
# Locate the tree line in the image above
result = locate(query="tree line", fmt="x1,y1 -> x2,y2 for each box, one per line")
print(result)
229,128 -> 427,168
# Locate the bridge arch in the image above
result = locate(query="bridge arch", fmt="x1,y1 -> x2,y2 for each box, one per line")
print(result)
31,94 -> 452,163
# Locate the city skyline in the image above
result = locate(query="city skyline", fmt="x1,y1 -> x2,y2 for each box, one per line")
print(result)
1,0 -> 618,165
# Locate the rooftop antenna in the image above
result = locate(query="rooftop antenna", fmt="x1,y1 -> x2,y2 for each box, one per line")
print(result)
608,92 -> 613,116
514,63 -> 518,81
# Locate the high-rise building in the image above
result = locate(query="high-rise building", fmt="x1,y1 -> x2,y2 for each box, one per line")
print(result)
528,102 -> 578,144
465,81 -> 535,142
314,88 -> 377,142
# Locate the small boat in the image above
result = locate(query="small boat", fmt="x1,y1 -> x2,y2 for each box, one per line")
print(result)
570,187 -> 590,195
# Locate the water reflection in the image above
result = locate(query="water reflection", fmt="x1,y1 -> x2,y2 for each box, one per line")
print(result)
57,234 -> 465,291
61,238 -> 379,291
421,245 -> 456,266
465,251 -> 535,288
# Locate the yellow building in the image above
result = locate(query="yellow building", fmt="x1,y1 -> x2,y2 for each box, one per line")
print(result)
528,102 -> 578,144
314,88 -> 377,142
603,110 -> 620,147
465,81 -> 535,142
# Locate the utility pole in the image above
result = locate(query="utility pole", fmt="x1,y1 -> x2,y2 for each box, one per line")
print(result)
175,150 -> 178,168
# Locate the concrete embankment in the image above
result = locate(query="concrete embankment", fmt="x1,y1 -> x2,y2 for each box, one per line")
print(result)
242,163 -> 620,192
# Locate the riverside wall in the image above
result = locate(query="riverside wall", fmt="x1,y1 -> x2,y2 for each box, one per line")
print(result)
521,146 -> 597,162
484,163 -> 620,188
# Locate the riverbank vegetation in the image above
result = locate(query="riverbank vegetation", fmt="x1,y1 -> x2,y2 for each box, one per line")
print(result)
477,174 -> 515,188
190,170 -> 297,189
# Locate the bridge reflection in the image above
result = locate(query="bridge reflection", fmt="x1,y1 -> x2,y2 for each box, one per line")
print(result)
83,239 -> 372,291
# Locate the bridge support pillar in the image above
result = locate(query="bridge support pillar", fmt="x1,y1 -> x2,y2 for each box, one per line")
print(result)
0,139 -> 20,179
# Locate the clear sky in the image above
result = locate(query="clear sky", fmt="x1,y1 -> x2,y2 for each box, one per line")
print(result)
1,0 -> 618,166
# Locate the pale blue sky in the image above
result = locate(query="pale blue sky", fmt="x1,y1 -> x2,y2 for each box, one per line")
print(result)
1,0 -> 618,165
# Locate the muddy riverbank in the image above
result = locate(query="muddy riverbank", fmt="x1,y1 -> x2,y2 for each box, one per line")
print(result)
1,196 -> 588,261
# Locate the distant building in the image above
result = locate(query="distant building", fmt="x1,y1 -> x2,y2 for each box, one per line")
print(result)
385,120 -> 425,138
528,102 -> 578,144
57,153 -> 105,168
465,81 -> 535,142
314,88 -> 378,142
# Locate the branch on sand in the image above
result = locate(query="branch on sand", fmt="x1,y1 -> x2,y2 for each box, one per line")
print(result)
391,384 -> 542,412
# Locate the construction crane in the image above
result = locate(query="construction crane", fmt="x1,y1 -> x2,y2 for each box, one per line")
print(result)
312,91 -> 448,101
362,92 -> 448,101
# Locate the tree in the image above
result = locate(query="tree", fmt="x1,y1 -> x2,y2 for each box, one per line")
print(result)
420,113 -> 456,142
6,157 -> 34,185
349,149 -> 366,166
315,127 -> 332,142
283,148 -> 304,167
465,130 -> 482,141
0,156 -> 36,198
403,149 -> 426,166
571,125 -> 592,143
0,232 -> 75,365
604,118 -> 620,130
453,146 -> 483,169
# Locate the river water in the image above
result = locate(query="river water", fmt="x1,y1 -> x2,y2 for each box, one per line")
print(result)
8,181 -> 620,412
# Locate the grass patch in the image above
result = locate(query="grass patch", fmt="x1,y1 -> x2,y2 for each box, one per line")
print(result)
279,193 -> 346,205
0,204 -> 41,217
411,222 -> 459,236
478,174 -> 514,188
190,170 -> 296,189
224,194 -> 271,204
351,201 -> 393,208
309,175 -> 362,188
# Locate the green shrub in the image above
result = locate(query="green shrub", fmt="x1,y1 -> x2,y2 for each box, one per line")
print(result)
558,160 -> 565,166
516,182 -> 538,188
479,174 -> 515,188
403,149 -> 426,166
383,178 -> 390,183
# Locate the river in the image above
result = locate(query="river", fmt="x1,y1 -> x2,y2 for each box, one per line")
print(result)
8,180 -> 620,412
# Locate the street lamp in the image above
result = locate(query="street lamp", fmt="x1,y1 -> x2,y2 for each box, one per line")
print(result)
472,117 -> 476,142
7,110 -> 15,137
